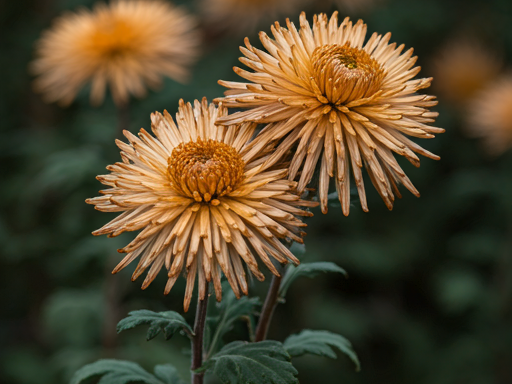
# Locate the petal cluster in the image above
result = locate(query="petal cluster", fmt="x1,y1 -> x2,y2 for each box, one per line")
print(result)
31,0 -> 200,106
215,12 -> 443,215
86,99 -> 316,311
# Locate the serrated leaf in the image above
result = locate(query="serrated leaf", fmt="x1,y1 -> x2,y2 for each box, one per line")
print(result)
206,288 -> 260,356
200,341 -> 298,384
284,330 -> 360,371
70,359 -> 163,384
117,310 -> 192,341
279,262 -> 347,298
153,365 -> 186,384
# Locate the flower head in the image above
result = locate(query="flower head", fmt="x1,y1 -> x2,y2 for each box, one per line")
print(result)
432,38 -> 502,106
201,0 -> 304,34
467,75 -> 512,156
31,0 -> 200,106
86,98 -> 316,311
215,12 -> 443,215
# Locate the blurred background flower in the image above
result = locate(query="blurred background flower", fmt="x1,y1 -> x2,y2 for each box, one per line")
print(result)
431,38 -> 503,107
31,0 -> 200,106
2,0 -> 512,383
466,75 -> 512,156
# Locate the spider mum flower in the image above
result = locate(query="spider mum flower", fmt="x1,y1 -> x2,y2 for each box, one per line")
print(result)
467,76 -> 512,156
215,12 -> 443,215
31,0 -> 200,106
432,38 -> 502,106
86,98 -> 316,311
201,0 -> 304,34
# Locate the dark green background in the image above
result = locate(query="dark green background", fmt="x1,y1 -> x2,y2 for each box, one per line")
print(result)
2,0 -> 512,383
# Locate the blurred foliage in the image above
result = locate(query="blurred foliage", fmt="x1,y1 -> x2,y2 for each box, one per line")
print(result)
2,0 -> 512,383
71,359 -> 187,384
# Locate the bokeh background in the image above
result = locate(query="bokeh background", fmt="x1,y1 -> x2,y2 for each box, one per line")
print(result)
2,0 -> 512,383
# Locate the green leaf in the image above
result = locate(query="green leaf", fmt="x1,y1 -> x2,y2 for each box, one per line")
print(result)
206,288 -> 260,356
200,341 -> 298,384
284,330 -> 360,371
70,359 -> 165,384
117,310 -> 193,341
279,262 -> 347,298
153,365 -> 186,384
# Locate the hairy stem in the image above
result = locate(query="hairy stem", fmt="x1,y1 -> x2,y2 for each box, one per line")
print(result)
255,264 -> 285,342
191,282 -> 210,384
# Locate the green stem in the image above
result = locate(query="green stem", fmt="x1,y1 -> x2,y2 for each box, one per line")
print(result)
255,264 -> 285,342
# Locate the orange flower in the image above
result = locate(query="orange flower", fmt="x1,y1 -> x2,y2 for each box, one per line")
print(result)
432,38 -> 502,106
87,99 -> 316,311
467,76 -> 512,156
31,1 -> 200,106
216,12 -> 442,215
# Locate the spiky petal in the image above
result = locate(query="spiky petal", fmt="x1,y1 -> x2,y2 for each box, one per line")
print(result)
215,12 -> 442,215
87,98 -> 316,311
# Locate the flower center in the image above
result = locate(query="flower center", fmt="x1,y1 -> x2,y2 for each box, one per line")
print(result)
87,18 -> 136,58
167,139 -> 245,203
311,43 -> 385,104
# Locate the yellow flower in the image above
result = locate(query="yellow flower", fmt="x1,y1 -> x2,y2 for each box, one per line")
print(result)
215,12 -> 443,215
201,0 -> 304,34
467,75 -> 512,156
31,0 -> 200,107
86,98 -> 316,311
432,38 -> 502,106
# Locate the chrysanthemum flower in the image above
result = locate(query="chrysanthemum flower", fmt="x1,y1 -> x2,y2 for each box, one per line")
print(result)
466,76 -> 512,156
86,98 -> 316,311
201,0 -> 304,34
31,0 -> 200,106
432,38 -> 502,106
215,12 -> 443,215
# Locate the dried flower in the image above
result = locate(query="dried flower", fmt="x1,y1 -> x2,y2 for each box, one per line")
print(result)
466,75 -> 512,156
31,0 -> 200,106
432,38 -> 502,106
86,98 -> 316,311
215,12 -> 442,215
201,0 -> 304,34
